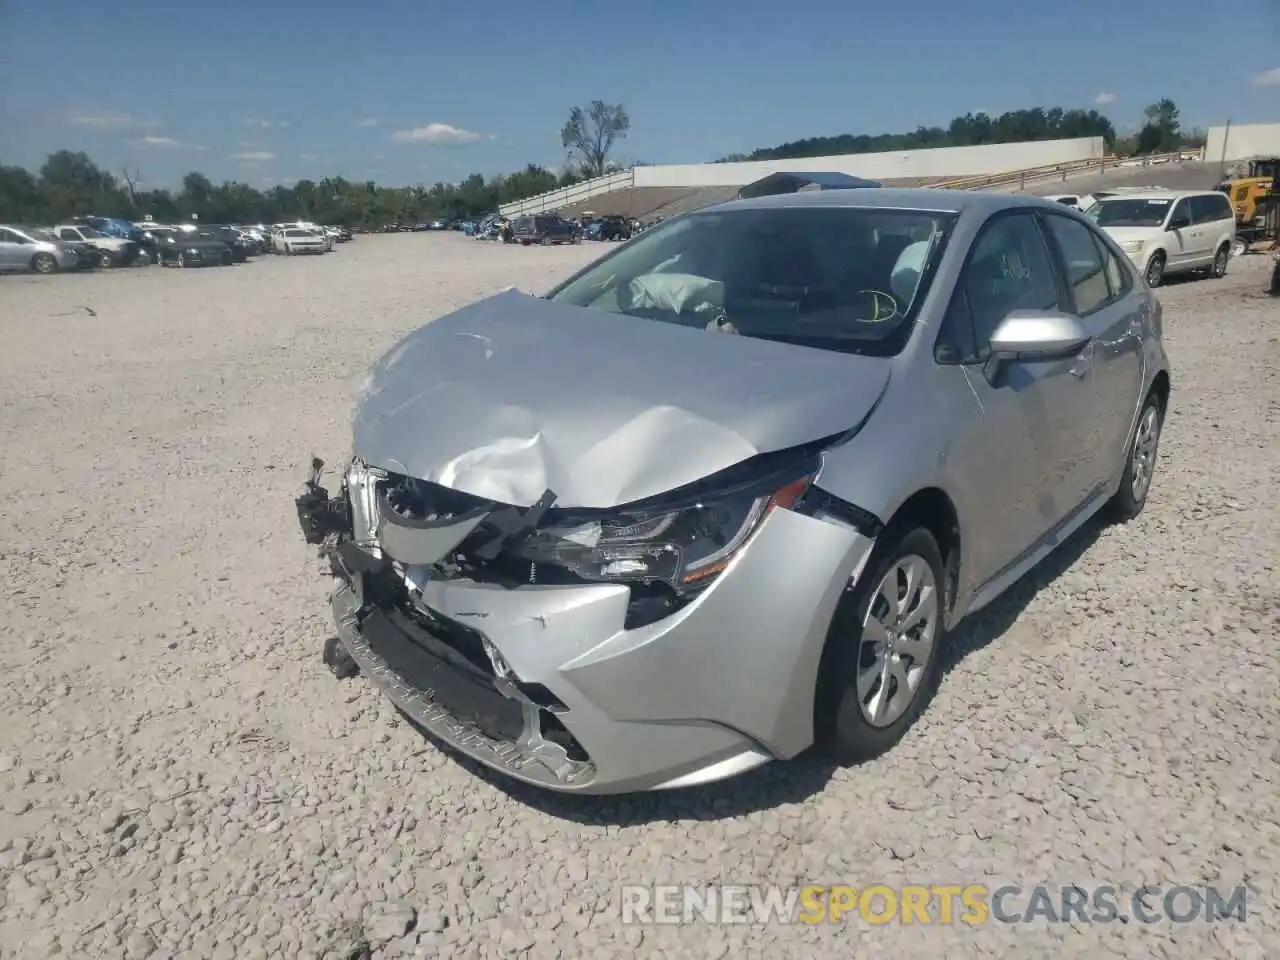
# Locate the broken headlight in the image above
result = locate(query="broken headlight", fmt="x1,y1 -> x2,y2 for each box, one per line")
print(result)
505,454 -> 819,596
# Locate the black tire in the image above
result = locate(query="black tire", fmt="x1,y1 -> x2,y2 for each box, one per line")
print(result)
31,253 -> 57,274
815,526 -> 946,763
177,253 -> 187,268
1209,244 -> 1229,279
1144,252 -> 1166,288
1107,390 -> 1164,523
97,251 -> 114,269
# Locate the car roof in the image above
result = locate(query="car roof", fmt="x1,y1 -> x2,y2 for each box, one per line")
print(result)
1091,189 -> 1220,202
702,187 -> 1069,216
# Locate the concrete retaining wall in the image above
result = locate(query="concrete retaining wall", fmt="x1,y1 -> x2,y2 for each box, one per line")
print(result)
632,138 -> 1106,188
1205,124 -> 1280,165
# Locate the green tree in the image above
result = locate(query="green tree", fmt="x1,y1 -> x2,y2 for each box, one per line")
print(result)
561,101 -> 630,179
1136,99 -> 1182,154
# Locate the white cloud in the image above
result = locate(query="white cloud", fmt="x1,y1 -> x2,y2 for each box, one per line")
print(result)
357,117 -> 379,128
232,151 -> 277,162
1251,67 -> 1280,87
67,108 -> 157,132
1094,91 -> 1117,105
128,135 -> 206,150
390,122 -> 484,145
244,118 -> 290,129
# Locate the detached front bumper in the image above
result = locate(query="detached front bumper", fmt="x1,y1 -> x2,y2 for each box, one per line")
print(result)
296,466 -> 874,794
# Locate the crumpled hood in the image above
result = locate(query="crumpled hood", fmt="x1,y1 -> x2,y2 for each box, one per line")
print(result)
353,289 -> 891,508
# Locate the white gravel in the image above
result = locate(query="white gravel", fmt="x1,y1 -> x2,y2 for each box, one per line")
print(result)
0,236 -> 1277,959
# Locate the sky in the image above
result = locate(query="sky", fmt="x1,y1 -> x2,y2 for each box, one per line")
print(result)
3,0 -> 1278,191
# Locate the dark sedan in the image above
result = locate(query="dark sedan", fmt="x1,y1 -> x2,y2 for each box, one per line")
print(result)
149,228 -> 233,267
194,225 -> 254,262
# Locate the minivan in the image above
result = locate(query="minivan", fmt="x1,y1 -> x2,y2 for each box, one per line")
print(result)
1085,189 -> 1237,287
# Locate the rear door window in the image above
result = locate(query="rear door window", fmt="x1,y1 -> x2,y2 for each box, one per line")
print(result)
1190,193 -> 1233,224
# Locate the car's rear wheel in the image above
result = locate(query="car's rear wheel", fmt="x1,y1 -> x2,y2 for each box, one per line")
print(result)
31,253 -> 57,274
177,253 -> 187,268
1145,252 -> 1166,288
1210,243 -> 1229,278
816,526 -> 945,763
1107,390 -> 1164,522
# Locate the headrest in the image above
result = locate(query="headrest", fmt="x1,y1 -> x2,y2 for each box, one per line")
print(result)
890,240 -> 931,304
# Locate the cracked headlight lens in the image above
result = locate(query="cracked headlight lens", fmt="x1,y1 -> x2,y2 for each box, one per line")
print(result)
506,455 -> 817,594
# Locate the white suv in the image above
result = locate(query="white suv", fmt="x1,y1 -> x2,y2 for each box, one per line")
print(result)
1085,189 -> 1237,287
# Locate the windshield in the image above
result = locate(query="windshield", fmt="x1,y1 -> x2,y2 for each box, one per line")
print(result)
547,206 -> 955,355
75,226 -> 105,238
1087,198 -> 1172,227
29,228 -> 58,242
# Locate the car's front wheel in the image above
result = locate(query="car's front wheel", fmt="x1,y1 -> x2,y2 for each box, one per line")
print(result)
1107,390 -> 1164,522
1145,252 -> 1166,288
31,253 -> 58,274
816,526 -> 945,763
97,251 -> 114,269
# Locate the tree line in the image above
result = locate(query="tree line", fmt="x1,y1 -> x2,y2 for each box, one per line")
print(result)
0,98 -> 1198,228
721,100 -> 1200,162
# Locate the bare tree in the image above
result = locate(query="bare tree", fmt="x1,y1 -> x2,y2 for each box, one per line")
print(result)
560,101 -> 630,179
120,167 -> 142,208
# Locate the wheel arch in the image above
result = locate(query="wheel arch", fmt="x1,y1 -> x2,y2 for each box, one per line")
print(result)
809,487 -> 960,752
1148,369 -> 1170,413
878,487 -> 963,622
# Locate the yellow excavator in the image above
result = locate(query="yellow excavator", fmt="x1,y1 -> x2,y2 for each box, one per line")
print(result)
1217,157 -> 1278,255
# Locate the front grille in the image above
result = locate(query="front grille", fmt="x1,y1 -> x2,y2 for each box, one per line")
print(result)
361,605 -> 524,742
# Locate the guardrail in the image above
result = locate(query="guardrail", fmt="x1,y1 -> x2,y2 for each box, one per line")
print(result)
498,169 -> 636,217
928,151 -> 1192,191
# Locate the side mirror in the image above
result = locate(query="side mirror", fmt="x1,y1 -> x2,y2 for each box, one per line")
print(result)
1167,216 -> 1191,230
984,310 -> 1091,385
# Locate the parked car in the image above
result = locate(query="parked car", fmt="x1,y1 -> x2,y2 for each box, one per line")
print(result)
53,223 -> 139,267
193,225 -> 253,262
1085,189 -> 1237,287
295,189 -> 1171,795
511,214 -> 579,245
27,228 -> 98,269
585,214 -> 632,241
151,228 -> 233,267
275,228 -> 328,255
0,225 -> 85,273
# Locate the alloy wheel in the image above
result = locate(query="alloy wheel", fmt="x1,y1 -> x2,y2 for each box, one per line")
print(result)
1213,247 -> 1228,277
857,555 -> 939,728
1145,255 -> 1165,288
1130,404 -> 1161,502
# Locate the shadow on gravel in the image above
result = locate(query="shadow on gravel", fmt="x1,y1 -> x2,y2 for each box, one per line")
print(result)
938,514 -> 1105,674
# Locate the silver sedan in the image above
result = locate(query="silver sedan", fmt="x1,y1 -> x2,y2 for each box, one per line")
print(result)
296,188 -> 1170,794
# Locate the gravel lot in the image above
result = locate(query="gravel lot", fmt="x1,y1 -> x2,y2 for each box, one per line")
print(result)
1,236 -> 1276,959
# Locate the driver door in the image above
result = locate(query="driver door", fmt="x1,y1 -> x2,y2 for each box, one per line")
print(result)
937,211 -> 1100,589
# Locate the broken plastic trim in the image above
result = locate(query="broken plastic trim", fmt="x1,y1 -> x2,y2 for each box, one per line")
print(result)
793,488 -> 884,539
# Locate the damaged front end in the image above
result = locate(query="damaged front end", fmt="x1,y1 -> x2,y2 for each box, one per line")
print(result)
296,456 -> 600,787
